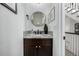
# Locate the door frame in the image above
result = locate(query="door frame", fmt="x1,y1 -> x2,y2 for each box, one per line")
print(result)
60,3 -> 65,56
58,3 -> 65,56
53,3 -> 65,56
61,3 -> 65,56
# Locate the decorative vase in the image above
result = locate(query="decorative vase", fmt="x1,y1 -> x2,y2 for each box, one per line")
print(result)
44,24 -> 48,34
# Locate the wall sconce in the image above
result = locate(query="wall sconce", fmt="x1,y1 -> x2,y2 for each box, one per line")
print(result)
71,3 -> 78,14
66,3 -> 72,13
65,3 -> 79,17
26,14 -> 29,20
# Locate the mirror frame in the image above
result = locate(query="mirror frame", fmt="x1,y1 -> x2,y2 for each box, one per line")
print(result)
31,11 -> 46,27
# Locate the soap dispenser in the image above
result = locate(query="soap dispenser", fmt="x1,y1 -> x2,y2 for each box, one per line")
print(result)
44,24 -> 48,34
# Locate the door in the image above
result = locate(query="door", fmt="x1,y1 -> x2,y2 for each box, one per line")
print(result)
37,39 -> 52,56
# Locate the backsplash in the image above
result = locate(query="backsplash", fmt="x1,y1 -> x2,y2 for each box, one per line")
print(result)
24,19 -> 44,31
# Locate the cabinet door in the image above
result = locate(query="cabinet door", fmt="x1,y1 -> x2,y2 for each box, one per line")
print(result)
24,38 -> 37,56
37,46 -> 52,56
37,39 -> 53,56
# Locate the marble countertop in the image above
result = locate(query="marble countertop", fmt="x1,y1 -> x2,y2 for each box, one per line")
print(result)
23,34 -> 53,38
23,31 -> 53,38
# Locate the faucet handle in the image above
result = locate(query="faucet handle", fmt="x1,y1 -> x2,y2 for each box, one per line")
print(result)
31,29 -> 33,33
35,46 -> 38,48
37,29 -> 39,34
32,29 -> 33,31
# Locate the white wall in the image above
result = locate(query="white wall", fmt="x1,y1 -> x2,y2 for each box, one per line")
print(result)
0,3 -> 25,56
65,15 -> 79,32
23,3 -> 55,31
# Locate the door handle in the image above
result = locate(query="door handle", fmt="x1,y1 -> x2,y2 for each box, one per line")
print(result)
35,46 -> 38,48
63,36 -> 65,40
38,46 -> 41,48
35,46 -> 41,48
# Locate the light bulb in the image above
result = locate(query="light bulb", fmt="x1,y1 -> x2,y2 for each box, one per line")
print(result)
66,3 -> 72,13
71,3 -> 78,14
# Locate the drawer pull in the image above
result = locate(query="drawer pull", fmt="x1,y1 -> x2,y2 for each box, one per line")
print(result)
39,46 -> 41,48
35,46 -> 38,48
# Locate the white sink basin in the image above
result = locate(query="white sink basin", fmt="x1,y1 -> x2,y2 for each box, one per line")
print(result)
23,34 -> 53,38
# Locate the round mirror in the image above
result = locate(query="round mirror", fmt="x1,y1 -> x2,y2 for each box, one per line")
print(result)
31,11 -> 46,27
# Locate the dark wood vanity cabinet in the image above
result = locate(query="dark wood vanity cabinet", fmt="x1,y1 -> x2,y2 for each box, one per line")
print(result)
24,38 -> 53,56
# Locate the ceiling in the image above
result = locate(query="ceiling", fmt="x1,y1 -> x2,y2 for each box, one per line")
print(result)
65,3 -> 79,22
23,3 -> 55,15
